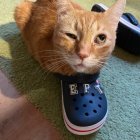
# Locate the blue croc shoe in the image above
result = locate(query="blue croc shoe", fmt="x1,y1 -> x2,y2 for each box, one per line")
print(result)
91,3 -> 140,55
58,73 -> 108,135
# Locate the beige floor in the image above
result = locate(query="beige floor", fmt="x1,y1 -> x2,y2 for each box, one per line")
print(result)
0,70 -> 62,140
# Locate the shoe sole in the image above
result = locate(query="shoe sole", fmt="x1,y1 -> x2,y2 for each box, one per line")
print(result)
61,81 -> 108,135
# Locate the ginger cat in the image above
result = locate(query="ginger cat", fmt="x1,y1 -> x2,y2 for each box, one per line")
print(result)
14,0 -> 126,75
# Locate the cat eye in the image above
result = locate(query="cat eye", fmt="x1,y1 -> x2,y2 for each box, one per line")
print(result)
95,34 -> 106,45
65,33 -> 77,40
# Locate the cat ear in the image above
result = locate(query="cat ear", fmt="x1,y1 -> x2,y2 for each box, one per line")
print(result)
56,0 -> 75,21
104,0 -> 126,30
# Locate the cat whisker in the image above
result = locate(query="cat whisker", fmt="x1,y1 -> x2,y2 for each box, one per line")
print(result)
46,60 -> 66,69
43,57 -> 66,63
94,61 -> 113,74
46,63 -> 65,76
45,61 -> 66,77
33,50 -> 63,56
40,56 -> 61,59
40,54 -> 64,58
36,49 -> 62,53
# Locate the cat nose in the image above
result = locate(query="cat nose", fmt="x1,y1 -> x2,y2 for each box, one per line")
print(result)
77,44 -> 90,60
77,50 -> 90,60
78,52 -> 89,60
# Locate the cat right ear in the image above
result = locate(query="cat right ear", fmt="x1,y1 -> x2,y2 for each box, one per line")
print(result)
56,0 -> 75,21
104,0 -> 126,30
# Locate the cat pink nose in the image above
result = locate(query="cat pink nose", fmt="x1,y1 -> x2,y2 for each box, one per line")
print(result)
77,43 -> 91,60
78,51 -> 89,60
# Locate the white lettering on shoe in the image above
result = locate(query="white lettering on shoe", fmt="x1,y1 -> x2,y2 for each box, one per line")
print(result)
95,85 -> 103,94
84,84 -> 90,93
69,84 -> 78,95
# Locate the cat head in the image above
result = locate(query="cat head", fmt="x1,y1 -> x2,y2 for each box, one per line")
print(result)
53,0 -> 126,74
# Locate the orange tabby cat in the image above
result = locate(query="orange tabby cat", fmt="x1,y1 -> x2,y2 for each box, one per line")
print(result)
14,0 -> 126,75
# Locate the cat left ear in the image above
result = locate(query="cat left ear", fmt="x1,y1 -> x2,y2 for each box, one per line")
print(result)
56,0 -> 75,20
104,0 -> 126,30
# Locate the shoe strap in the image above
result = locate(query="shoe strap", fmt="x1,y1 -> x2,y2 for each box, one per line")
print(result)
123,13 -> 139,26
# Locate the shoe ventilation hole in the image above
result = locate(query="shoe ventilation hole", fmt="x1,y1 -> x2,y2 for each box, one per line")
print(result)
99,97 -> 102,100
83,104 -> 87,107
73,98 -> 77,102
93,110 -> 97,113
91,93 -> 95,96
89,100 -> 93,103
81,93 -> 84,96
75,107 -> 79,110
98,104 -> 102,108
85,112 -> 89,116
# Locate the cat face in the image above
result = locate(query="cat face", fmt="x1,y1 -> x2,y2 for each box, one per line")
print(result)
53,0 -> 126,74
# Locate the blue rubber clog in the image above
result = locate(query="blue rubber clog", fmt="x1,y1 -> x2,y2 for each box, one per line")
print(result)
58,73 -> 108,135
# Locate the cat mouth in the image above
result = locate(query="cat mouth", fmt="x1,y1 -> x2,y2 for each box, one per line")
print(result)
75,63 -> 85,68
73,63 -> 87,72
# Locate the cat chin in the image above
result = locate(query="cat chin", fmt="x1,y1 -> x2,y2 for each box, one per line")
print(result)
71,64 -> 85,73
71,64 -> 101,74
75,68 -> 86,73
71,65 -> 91,74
